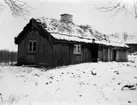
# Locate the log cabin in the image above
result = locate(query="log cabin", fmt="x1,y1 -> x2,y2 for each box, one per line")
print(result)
14,14 -> 129,67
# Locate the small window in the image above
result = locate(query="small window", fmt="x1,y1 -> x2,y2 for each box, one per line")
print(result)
28,41 -> 37,52
73,44 -> 81,54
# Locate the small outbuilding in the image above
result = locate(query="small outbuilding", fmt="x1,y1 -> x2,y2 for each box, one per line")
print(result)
15,14 -> 129,67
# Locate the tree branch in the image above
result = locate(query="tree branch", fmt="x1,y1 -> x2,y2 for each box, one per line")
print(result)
4,0 -> 31,17
0,4 -> 5,12
97,0 -> 137,18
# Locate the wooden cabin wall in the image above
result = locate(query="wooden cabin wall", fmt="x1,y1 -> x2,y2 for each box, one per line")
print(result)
110,48 -> 113,61
118,50 -> 122,62
52,43 -> 92,66
98,45 -> 112,62
18,30 -> 39,65
98,45 -> 103,61
102,48 -> 105,61
122,50 -> 127,61
71,44 -> 82,64
18,38 -> 27,64
36,34 -> 53,66
18,31 -> 93,66
112,48 -> 120,62
120,50 -> 125,61
82,44 -> 91,62
102,47 -> 109,62
116,50 -> 120,62
125,50 -> 128,62
116,49 -> 128,62
98,49 -> 102,61
98,45 -> 105,61
107,47 -> 114,62
52,43 -> 70,66
97,45 -> 128,62
112,48 -> 128,62
108,48 -> 112,61
73,44 -> 91,64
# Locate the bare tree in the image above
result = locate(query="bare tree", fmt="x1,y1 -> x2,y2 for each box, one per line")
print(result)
98,0 -> 137,18
0,0 -> 31,17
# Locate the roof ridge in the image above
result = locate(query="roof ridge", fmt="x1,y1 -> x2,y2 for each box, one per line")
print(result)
34,16 -> 128,47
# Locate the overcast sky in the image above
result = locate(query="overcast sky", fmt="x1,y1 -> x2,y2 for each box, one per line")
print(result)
0,0 -> 137,51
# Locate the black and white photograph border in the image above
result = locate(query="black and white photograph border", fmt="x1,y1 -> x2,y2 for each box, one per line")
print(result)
0,0 -> 137,105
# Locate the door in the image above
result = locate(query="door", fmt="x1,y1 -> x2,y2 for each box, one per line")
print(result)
91,43 -> 98,62
113,50 -> 116,61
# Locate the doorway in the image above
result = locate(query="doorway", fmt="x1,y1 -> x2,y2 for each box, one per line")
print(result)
90,43 -> 98,62
113,50 -> 116,61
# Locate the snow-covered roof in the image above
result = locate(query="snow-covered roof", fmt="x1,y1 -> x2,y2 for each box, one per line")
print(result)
125,35 -> 137,44
51,33 -> 128,47
95,40 -> 128,48
51,33 -> 94,43
35,17 -> 128,48
36,17 -> 95,40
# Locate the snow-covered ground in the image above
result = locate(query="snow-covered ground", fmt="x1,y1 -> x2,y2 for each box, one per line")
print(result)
0,55 -> 137,105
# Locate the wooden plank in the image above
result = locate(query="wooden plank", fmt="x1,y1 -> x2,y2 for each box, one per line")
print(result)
108,48 -> 112,61
116,50 -> 119,62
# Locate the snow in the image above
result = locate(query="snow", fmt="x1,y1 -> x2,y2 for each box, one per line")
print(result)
110,33 -> 137,44
51,33 -> 128,47
125,35 -> 137,44
35,17 -> 128,48
51,33 -> 94,43
0,55 -> 137,105
95,40 -> 129,48
36,17 -> 95,39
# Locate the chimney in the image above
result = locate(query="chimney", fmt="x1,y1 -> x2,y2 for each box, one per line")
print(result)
60,13 -> 73,23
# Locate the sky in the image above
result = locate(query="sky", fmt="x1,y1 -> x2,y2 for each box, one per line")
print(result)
0,0 -> 137,51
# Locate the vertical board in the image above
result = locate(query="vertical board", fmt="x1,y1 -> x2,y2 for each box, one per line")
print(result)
116,50 -> 120,62
108,48 -> 111,61
52,43 -> 71,66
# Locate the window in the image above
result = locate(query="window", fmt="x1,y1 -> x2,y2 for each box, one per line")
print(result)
28,41 -> 36,52
73,44 -> 81,54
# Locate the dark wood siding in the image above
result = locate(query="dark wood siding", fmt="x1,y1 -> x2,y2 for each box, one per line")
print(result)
36,33 -> 53,65
70,43 -> 92,64
18,38 -> 27,64
51,42 -> 92,66
18,30 -> 40,65
98,45 -> 128,62
52,43 -> 70,66
17,29 -> 128,66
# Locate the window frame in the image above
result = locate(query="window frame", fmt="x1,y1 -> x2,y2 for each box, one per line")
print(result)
73,44 -> 82,55
28,40 -> 37,53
